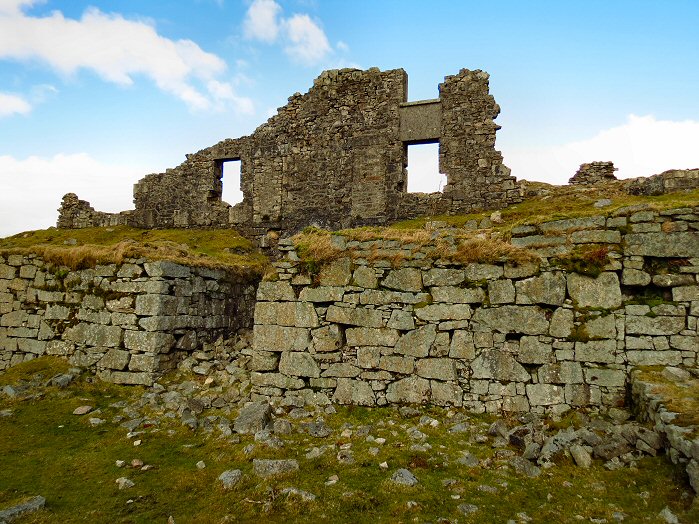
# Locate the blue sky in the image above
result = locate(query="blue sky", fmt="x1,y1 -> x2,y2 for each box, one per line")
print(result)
2,0 -> 699,235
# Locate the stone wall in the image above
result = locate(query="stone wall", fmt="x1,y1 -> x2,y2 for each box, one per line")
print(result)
57,67 -> 521,243
57,193 -> 132,229
624,168 -> 699,196
250,205 -> 699,413
0,256 -> 257,385
569,162 -> 617,185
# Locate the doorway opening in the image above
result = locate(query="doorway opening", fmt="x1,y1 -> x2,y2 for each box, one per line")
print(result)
220,159 -> 243,205
406,142 -> 445,193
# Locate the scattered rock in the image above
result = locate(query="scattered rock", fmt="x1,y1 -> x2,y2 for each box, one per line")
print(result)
306,419 -> 332,438
253,459 -> 299,478
218,469 -> 242,489
116,477 -> 134,489
50,373 -> 74,388
457,503 -> 479,515
0,495 -> 46,522
390,468 -> 418,487
569,445 -> 592,468
234,402 -> 272,434
72,405 -> 93,415
509,456 -> 541,478
658,506 -> 679,524
196,461 -> 206,470
280,487 -> 317,502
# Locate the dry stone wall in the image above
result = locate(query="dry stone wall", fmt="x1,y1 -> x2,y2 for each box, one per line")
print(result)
251,205 -> 699,413
0,256 -> 257,385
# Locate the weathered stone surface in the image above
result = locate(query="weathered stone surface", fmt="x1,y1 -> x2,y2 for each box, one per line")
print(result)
255,301 -> 319,328
345,327 -> 399,347
394,325 -> 436,358
124,331 -> 175,353
0,495 -> 46,522
423,269 -> 465,287
257,281 -> 296,301
311,325 -> 343,352
471,306 -> 549,335
382,268 -> 423,292
549,308 -> 574,338
144,260 -> 190,278
251,372 -> 305,390
622,269 -> 651,286
415,304 -> 472,322
567,272 -> 622,309
518,336 -> 552,364
416,358 -> 457,381
430,286 -> 485,304
253,459 -> 299,478
431,381 -> 463,406
322,363 -> 361,378
64,323 -> 123,348
471,350 -> 530,382
488,280 -> 515,304
390,468 -> 418,486
653,274 -> 695,288
298,286 -> 345,303
318,258 -> 352,286
464,263 -> 503,281
352,266 -> 378,289
333,378 -> 375,406
575,340 -> 616,363
526,384 -> 565,406
279,351 -> 320,378
360,290 -> 429,305
134,294 -> 179,316
250,351 -> 280,371
253,325 -> 310,352
326,305 -> 384,328
234,402 -> 272,434
625,232 -> 699,257
516,272 -> 567,306
538,362 -> 583,384
449,330 -> 475,359
98,348 -> 130,370
582,314 -> 617,339
218,469 -> 243,489
583,368 -> 626,387
625,315 -> 685,336
387,309 -> 415,330
386,376 -> 431,404
672,285 -> 699,302
379,355 -> 415,374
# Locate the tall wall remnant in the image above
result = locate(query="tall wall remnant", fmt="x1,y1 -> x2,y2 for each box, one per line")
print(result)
57,67 -> 521,242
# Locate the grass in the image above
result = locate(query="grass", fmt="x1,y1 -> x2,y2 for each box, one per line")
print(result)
392,184 -> 699,234
0,226 -> 269,276
1,358 -> 698,523
290,186 -> 698,268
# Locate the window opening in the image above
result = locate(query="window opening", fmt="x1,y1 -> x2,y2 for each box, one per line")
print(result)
406,142 -> 445,193
221,159 -> 243,205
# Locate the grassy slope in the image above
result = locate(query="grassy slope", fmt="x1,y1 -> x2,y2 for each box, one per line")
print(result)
0,226 -> 269,275
1,358 -> 698,523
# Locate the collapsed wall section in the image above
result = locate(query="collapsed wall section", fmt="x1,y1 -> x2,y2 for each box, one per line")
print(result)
251,205 -> 699,413
56,67 -> 521,243
0,256 -> 257,385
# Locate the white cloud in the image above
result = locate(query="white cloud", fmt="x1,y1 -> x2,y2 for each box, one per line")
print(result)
0,4 -> 253,112
243,0 -> 281,43
503,114 -> 699,185
0,153 -> 146,237
283,14 -> 330,65
242,0 -> 332,65
336,40 -> 349,52
0,91 -> 31,116
206,79 -> 255,114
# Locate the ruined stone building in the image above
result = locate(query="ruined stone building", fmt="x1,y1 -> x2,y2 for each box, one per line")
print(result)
58,67 -> 521,243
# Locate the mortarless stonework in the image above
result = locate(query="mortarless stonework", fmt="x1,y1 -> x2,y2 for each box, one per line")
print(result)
250,205 -> 699,413
569,161 -> 618,185
57,68 -> 521,243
